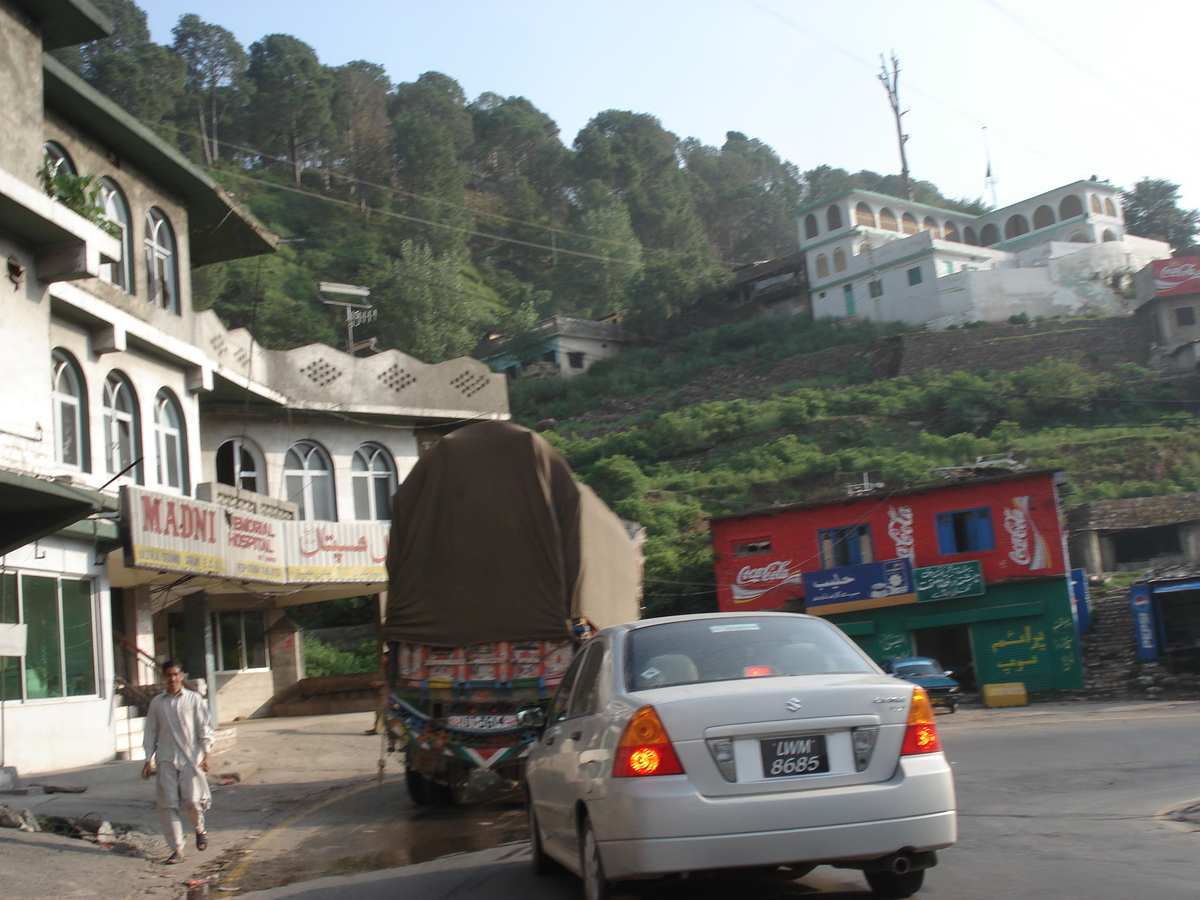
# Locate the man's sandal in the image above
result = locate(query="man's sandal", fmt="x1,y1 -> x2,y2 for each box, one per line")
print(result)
195,831 -> 208,851
166,851 -> 184,864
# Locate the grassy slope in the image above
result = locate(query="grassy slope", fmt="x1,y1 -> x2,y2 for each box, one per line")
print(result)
509,317 -> 1200,616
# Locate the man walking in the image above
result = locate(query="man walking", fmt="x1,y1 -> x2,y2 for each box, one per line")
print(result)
142,660 -> 215,864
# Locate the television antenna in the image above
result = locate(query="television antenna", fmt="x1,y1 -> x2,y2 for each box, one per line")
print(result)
318,282 -> 378,355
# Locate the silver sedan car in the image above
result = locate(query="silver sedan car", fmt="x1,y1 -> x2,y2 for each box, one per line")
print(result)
524,612 -> 956,899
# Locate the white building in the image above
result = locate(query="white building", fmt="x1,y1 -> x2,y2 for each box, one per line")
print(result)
476,315 -> 629,379
797,182 -> 1173,329
0,0 -> 508,777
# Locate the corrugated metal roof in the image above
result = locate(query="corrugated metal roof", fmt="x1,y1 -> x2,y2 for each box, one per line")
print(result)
1067,494 -> 1200,532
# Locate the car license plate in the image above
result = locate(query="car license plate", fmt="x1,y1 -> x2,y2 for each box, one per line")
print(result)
446,714 -> 518,730
760,734 -> 829,777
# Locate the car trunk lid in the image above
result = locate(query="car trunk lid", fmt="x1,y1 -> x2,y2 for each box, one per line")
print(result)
638,674 -> 915,797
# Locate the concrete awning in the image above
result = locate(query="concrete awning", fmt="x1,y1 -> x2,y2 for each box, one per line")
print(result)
0,469 -> 108,555
106,551 -> 383,609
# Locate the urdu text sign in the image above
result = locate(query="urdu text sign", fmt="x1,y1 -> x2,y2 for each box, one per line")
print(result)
914,561 -> 984,603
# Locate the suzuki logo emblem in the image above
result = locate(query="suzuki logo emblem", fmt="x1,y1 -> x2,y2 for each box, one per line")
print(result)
786,697 -> 803,711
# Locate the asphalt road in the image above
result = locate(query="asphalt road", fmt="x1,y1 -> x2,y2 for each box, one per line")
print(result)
238,702 -> 1200,900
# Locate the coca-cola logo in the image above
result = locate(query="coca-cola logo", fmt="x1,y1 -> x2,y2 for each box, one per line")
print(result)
1159,263 -> 1198,279
736,560 -> 793,587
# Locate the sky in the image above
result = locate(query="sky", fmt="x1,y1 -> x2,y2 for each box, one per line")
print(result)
145,0 -> 1200,211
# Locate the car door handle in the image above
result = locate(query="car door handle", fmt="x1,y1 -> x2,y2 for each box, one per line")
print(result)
570,731 -> 582,742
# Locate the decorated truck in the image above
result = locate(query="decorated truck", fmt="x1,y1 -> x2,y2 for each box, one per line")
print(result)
382,421 -> 642,804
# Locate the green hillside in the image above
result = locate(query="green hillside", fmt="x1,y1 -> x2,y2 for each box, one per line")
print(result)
509,317 -> 1200,615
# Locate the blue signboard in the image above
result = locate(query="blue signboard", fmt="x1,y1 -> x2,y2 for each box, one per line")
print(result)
802,558 -> 915,616
1070,568 -> 1091,633
1129,586 -> 1159,660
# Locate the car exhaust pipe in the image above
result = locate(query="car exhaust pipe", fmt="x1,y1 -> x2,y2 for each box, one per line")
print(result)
834,850 -> 937,875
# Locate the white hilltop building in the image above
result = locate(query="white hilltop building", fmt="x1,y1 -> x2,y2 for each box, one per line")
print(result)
796,181 -> 1173,329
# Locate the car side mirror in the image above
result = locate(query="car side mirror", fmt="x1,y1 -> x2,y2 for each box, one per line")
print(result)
517,706 -> 546,731
944,670 -> 953,677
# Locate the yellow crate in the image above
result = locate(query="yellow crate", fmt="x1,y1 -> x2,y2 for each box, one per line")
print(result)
982,682 -> 1028,707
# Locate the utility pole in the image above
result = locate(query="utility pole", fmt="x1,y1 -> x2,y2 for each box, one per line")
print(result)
878,51 -> 914,201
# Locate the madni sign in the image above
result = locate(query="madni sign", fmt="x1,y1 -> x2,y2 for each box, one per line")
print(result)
914,560 -> 984,603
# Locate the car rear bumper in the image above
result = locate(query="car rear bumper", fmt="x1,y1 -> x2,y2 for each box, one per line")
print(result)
589,753 -> 956,880
599,809 -> 957,879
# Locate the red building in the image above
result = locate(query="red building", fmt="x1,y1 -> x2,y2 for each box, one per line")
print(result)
709,469 -> 1084,692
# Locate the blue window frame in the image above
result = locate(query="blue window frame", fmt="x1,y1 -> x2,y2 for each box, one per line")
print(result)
818,524 -> 873,569
936,507 -> 995,555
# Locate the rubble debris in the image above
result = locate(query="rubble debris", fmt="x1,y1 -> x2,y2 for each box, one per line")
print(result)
0,804 -> 40,831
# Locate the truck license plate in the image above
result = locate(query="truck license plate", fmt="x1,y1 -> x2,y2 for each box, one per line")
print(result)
447,714 -> 518,730
760,734 -> 829,777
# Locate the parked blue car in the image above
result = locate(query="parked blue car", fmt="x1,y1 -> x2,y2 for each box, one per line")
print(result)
884,657 -> 963,713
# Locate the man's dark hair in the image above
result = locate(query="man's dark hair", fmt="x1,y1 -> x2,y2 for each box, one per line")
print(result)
161,659 -> 184,675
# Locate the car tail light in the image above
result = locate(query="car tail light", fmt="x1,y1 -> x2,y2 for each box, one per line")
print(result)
900,687 -> 942,755
613,705 -> 685,777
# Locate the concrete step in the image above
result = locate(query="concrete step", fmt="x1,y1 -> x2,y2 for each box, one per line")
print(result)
115,714 -> 144,734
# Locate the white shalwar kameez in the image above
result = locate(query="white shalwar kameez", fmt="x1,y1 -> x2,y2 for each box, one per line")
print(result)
143,687 -> 215,852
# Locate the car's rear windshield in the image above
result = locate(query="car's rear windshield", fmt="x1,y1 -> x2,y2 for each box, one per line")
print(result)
894,661 -> 941,677
625,616 -> 876,691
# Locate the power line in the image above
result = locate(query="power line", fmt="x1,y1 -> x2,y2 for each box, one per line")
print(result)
746,1 -> 1088,187
212,131 -> 643,253
219,169 -> 643,267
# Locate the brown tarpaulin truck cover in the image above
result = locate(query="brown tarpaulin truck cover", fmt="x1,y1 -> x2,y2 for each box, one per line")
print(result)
383,421 -> 641,647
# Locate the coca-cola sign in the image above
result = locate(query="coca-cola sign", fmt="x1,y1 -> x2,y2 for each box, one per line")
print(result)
1152,258 -> 1200,297
731,559 -> 799,601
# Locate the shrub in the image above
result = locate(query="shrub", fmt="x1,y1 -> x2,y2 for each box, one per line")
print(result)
303,636 -> 376,677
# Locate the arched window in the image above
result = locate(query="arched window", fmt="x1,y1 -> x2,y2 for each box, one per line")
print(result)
1103,198 -> 1116,217
1033,205 -> 1055,230
217,438 -> 263,494
1059,195 -> 1084,219
52,350 -> 88,470
980,224 -> 1000,246
962,226 -> 979,245
815,254 -> 830,278
1102,229 -> 1117,242
1004,215 -> 1030,239
285,440 -> 336,521
901,212 -> 919,235
43,141 -> 76,178
833,247 -> 847,272
144,208 -> 179,314
1089,194 -> 1102,214
352,444 -> 397,521
102,372 -> 139,481
804,214 -> 819,239
98,178 -> 133,291
826,204 -> 843,231
879,208 -> 898,231
943,222 -> 960,242
153,390 -> 187,492
855,202 -> 875,227
922,217 -> 941,238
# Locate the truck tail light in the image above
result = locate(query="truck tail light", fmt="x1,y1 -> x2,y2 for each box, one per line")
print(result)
613,705 -> 685,777
900,687 -> 942,756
